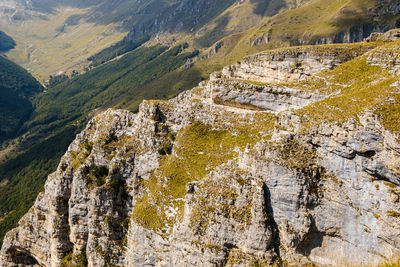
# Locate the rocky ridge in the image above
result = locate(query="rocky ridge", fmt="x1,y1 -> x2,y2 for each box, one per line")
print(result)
1,33 -> 400,266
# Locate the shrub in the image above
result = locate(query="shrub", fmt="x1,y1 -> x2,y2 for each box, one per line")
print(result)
89,165 -> 109,186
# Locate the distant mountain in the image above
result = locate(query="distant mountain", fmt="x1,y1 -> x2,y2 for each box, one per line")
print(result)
0,0 -> 307,80
1,0 -> 399,81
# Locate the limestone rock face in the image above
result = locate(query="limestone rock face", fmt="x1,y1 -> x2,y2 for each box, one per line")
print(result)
210,74 -> 326,113
2,36 -> 400,266
365,29 -> 400,43
220,44 -> 374,84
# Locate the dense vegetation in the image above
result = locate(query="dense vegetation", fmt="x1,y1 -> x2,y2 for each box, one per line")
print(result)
0,56 -> 42,140
87,36 -> 150,68
27,44 -> 198,130
0,31 -> 15,52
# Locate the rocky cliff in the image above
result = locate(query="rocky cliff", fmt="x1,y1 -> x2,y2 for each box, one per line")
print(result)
1,31 -> 400,266
314,0 -> 400,44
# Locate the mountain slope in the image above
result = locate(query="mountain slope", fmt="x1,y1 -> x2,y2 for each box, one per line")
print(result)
1,0 -> 400,251
1,30 -> 400,266
1,0 -> 399,81
257,0 -> 400,44
0,0 -> 273,80
0,56 -> 42,140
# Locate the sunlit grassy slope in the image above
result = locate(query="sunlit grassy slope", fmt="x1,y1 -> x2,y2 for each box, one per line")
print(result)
265,0 -> 379,43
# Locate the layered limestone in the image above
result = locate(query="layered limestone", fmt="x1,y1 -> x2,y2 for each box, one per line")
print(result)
220,44 -> 375,84
1,35 -> 400,267
211,43 -> 375,113
210,75 -> 326,113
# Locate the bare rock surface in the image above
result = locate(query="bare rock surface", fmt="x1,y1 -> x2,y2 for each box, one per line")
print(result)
220,44 -> 374,84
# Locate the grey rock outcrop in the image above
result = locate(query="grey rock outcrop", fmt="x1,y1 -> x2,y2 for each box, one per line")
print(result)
365,29 -> 400,42
210,76 -> 326,113
220,44 -> 373,84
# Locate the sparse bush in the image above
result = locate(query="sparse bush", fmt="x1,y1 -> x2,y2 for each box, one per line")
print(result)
89,165 -> 109,186
387,210 -> 400,218
158,141 -> 173,155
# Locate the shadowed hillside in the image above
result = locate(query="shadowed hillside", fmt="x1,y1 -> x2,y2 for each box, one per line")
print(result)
0,56 -> 42,140
0,31 -> 15,52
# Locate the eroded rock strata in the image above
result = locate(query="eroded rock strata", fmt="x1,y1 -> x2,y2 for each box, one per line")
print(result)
1,35 -> 400,266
